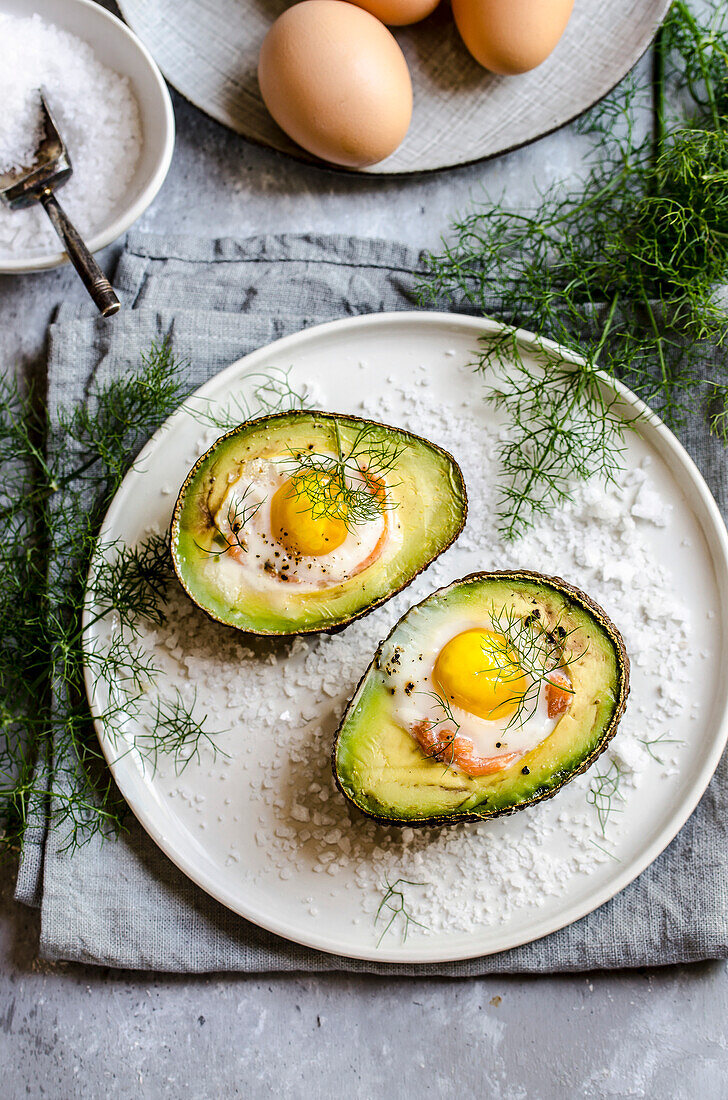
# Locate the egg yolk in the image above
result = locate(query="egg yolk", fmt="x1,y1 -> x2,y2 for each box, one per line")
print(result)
434,628 -> 529,720
270,473 -> 348,557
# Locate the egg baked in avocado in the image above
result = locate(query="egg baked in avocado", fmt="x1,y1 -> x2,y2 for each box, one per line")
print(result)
333,570 -> 629,826
170,411 -> 467,635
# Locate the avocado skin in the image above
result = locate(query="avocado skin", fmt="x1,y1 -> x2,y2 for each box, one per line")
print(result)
169,410 -> 468,637
332,570 -> 630,828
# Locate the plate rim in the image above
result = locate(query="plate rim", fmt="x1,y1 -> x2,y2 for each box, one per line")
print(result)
84,311 -> 728,963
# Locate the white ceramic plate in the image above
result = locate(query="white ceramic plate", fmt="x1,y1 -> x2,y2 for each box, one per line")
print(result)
84,313 -> 728,963
117,0 -> 671,174
0,0 -> 174,272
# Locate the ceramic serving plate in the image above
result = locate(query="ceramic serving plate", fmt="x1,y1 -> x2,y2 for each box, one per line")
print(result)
84,313 -> 728,963
117,0 -> 671,174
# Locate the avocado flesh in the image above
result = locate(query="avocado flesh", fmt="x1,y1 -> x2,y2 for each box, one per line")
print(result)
333,571 -> 630,826
170,410 -> 467,635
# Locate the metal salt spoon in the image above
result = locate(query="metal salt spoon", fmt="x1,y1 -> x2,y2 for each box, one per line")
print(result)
0,89 -> 120,317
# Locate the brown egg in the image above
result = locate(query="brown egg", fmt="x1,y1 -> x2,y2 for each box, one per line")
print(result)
452,0 -> 575,75
345,0 -> 440,26
258,0 -> 413,169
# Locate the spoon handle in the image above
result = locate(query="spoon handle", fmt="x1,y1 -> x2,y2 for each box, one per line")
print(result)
39,188 -> 120,317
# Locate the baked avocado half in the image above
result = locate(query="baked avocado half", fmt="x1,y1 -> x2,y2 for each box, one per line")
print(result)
170,410 -> 467,636
333,570 -> 629,827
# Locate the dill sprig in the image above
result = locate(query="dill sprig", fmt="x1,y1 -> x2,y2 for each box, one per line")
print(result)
706,381 -> 728,442
85,539 -> 228,779
586,760 -> 625,837
415,610 -> 578,775
189,366 -> 311,432
481,330 -> 631,540
417,690 -> 461,768
483,608 -> 580,731
196,487 -> 262,558
638,731 -> 686,765
590,839 -> 621,863
286,419 -> 406,529
375,876 -> 428,946
419,0 -> 728,538
87,534 -> 172,633
417,609 -> 578,754
0,340 -> 223,856
132,690 -> 227,775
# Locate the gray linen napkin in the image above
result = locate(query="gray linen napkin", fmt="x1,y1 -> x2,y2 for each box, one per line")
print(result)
15,232 -> 728,972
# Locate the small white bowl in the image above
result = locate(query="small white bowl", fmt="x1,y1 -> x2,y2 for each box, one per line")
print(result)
0,0 -> 175,273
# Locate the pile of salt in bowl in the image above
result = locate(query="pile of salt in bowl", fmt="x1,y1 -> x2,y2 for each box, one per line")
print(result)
0,12 -> 142,257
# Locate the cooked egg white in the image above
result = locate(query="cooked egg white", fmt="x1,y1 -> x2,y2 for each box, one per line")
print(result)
381,612 -> 566,767
207,455 -> 399,597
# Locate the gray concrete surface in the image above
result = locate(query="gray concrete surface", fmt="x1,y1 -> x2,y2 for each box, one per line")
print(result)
1,35 -> 728,1100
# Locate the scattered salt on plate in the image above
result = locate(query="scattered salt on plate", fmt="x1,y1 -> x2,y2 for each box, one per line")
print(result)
104,379 -> 698,941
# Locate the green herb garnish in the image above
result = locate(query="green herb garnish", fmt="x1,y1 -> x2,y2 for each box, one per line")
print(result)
286,418 -> 406,529
586,760 -> 625,837
85,538 -> 228,779
375,876 -> 428,946
196,486 -> 263,558
415,611 -> 578,776
189,366 -> 311,433
638,731 -> 686,765
706,381 -> 728,443
0,341 -> 225,855
482,608 -> 580,732
420,0 -> 728,538
417,690 -> 461,769
589,839 -> 621,863
86,533 -> 171,632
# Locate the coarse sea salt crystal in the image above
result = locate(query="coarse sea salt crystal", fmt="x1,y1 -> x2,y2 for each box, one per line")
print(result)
631,483 -> 671,526
611,738 -> 648,776
0,13 -> 141,255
